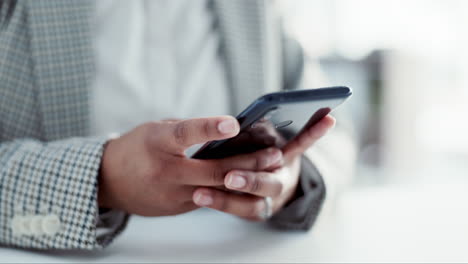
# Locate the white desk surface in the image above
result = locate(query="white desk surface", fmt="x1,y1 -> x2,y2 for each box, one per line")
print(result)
2,183 -> 468,263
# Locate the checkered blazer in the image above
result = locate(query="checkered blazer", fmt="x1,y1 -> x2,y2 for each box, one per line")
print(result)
0,0 -> 354,250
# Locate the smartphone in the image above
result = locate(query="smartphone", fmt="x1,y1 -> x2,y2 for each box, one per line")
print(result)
191,86 -> 352,160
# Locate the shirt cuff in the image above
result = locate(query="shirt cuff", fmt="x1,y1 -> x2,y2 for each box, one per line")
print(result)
95,208 -> 130,247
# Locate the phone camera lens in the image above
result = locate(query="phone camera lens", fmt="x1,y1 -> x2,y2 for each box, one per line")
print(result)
275,120 -> 293,129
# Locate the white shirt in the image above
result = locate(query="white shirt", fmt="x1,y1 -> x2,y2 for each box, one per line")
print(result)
90,0 -> 230,137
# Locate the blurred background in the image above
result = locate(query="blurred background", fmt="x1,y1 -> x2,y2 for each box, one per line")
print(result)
278,0 -> 468,187
3,1 -> 467,262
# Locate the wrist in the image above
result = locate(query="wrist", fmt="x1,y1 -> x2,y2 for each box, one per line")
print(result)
98,139 -> 116,209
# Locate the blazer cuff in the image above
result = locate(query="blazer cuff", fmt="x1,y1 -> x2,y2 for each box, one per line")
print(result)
0,137 -> 118,249
268,155 -> 326,230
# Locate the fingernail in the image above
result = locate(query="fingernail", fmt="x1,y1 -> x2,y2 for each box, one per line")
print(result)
194,192 -> 213,206
266,149 -> 282,166
218,119 -> 237,134
227,173 -> 247,189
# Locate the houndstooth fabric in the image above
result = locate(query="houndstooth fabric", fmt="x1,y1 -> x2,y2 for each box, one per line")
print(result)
0,0 -> 327,250
0,137 -> 107,249
0,0 -> 127,249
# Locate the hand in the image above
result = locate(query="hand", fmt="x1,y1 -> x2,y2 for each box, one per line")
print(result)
98,116 -> 284,217
191,115 -> 336,221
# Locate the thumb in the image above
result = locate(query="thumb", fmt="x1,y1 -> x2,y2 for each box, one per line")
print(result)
163,116 -> 240,152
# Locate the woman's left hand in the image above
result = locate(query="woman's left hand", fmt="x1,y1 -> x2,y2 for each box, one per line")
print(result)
192,115 -> 336,221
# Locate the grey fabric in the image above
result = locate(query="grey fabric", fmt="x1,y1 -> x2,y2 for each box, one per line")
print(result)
0,0 -> 326,249
281,36 -> 305,91
0,0 -> 125,249
213,0 -> 282,113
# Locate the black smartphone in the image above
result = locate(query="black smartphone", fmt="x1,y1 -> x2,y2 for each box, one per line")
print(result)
192,86 -> 352,160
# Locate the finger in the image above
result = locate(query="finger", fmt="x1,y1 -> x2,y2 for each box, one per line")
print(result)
220,147 -> 283,172
172,147 -> 283,186
282,115 -> 336,161
165,116 -> 240,151
192,188 -> 268,221
224,170 -> 284,197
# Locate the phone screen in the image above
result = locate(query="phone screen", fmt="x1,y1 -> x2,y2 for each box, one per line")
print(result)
192,87 -> 351,160
192,107 -> 332,160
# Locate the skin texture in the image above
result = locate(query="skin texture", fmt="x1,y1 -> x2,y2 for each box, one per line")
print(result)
99,115 -> 335,220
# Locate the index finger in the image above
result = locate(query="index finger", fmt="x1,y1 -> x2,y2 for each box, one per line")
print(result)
282,115 -> 336,161
170,147 -> 283,186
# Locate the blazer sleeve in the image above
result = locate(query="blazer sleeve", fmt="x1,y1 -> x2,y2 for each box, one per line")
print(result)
0,137 -> 129,249
268,35 -> 358,230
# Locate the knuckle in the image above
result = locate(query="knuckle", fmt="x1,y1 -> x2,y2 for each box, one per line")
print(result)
249,175 -> 261,193
210,167 -> 224,185
174,122 -> 189,146
217,194 -> 229,212
252,155 -> 262,171
252,148 -> 274,170
203,120 -> 213,138
209,161 -> 224,185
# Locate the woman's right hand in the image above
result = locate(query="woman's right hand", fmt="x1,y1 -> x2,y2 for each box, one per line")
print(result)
98,116 -> 283,217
